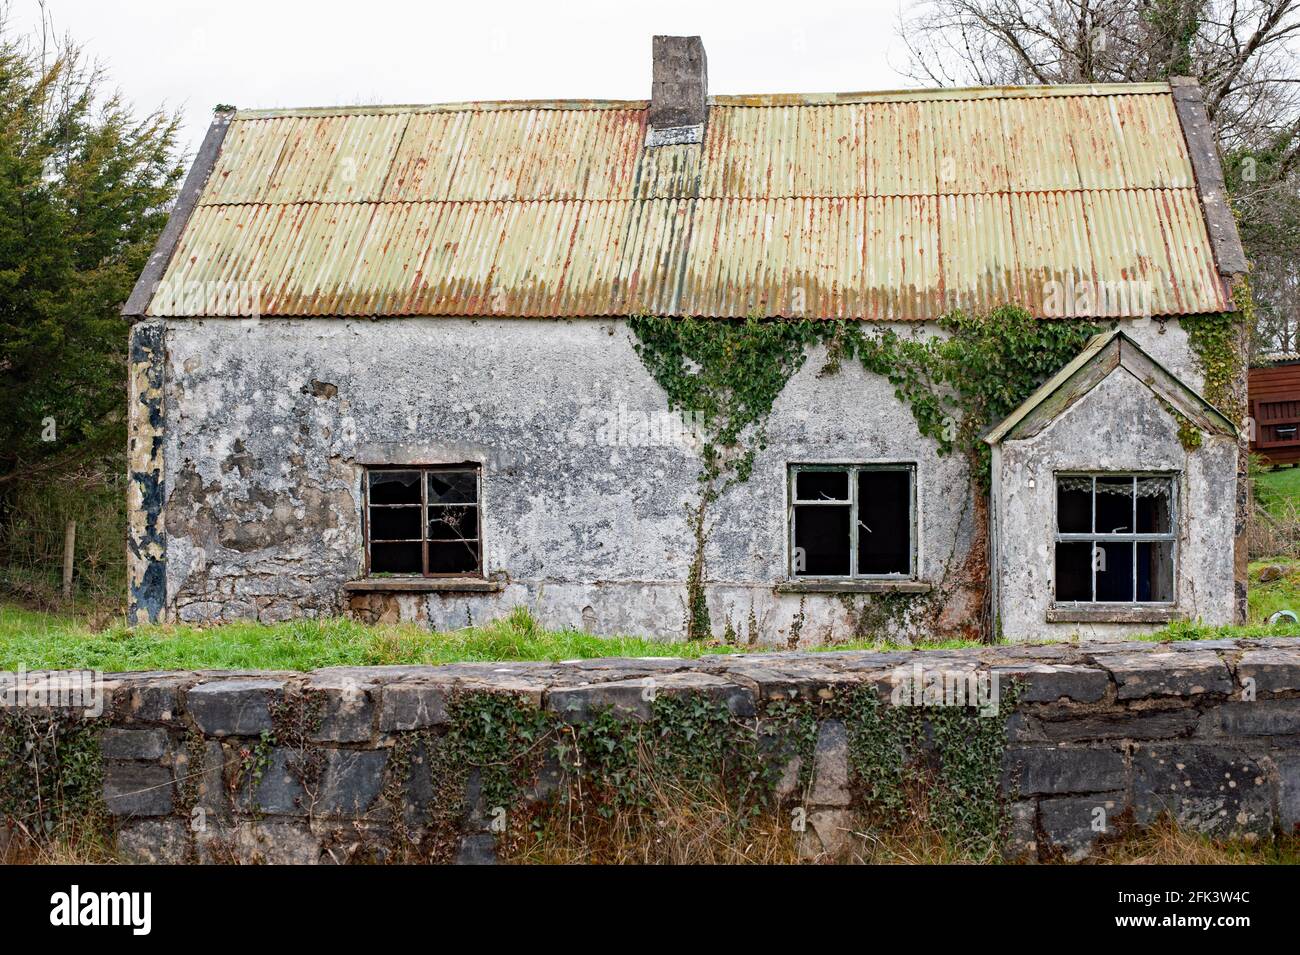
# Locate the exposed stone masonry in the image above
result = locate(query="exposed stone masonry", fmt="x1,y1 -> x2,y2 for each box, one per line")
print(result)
15,639 -> 1300,863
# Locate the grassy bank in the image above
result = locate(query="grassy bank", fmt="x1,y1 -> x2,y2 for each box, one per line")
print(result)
2,559 -> 1299,671
0,605 -> 725,671
1254,464 -> 1300,517
0,603 -> 990,671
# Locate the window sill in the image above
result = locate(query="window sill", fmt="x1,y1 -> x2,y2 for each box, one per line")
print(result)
775,579 -> 933,595
343,578 -> 503,594
1046,606 -> 1177,624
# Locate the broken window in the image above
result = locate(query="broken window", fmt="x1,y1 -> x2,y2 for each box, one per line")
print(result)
789,464 -> 915,578
365,466 -> 481,576
1054,474 -> 1175,604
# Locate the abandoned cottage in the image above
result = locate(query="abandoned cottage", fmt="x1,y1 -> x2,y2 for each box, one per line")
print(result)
123,37 -> 1250,643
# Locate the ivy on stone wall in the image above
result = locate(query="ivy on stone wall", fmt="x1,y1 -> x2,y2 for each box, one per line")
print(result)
0,713 -> 107,849
828,306 -> 1101,485
383,687 -> 1020,860
1183,279 -> 1251,420
629,314 -> 822,637
629,308 -> 1102,638
628,314 -> 822,488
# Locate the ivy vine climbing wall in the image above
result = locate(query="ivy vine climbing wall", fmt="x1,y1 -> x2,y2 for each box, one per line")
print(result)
629,304 -> 1238,642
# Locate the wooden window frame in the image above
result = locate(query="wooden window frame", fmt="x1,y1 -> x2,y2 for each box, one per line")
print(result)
787,463 -> 917,580
363,464 -> 483,578
1052,471 -> 1178,607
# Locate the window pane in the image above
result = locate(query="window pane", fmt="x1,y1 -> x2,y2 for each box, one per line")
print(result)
795,469 -> 849,501
1055,541 -> 1093,601
1095,540 -> 1135,602
1056,476 -> 1092,534
369,506 -> 421,541
429,470 -> 477,504
429,540 -> 479,574
1095,476 -> 1134,533
793,504 -> 851,576
857,469 -> 911,575
1137,541 -> 1174,601
430,506 -> 478,542
369,470 -> 422,505
370,541 -> 422,574
1136,477 -> 1173,533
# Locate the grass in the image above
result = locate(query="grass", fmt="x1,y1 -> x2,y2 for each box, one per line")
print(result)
8,802 -> 1293,865
1253,463 -> 1300,517
0,603 -> 991,672
1241,558 -> 1300,627
4,555 -> 1300,670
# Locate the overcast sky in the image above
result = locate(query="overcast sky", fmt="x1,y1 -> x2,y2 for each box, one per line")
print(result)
9,0 -> 915,157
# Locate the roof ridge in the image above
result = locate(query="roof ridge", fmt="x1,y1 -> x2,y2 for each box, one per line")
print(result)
192,185 -> 1205,208
232,81 -> 1174,120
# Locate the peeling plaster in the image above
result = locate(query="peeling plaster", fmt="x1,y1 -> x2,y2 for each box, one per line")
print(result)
132,316 -> 1233,643
994,366 -> 1237,641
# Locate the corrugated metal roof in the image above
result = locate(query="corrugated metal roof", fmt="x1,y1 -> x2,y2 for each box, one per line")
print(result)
149,82 -> 1231,319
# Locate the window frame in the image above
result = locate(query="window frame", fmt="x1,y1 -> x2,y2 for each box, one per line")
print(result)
1052,471 -> 1178,607
363,464 -> 483,578
787,463 -> 917,580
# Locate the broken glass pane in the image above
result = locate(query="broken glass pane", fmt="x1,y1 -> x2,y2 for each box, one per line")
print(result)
370,541 -> 422,574
1135,477 -> 1173,534
793,504 -> 851,576
795,469 -> 849,501
369,470 -> 421,505
1137,540 -> 1175,601
1055,541 -> 1093,601
1094,476 -> 1134,534
429,540 -> 479,574
1056,476 -> 1092,534
857,469 -> 911,574
369,506 -> 421,541
429,470 -> 477,504
429,506 -> 478,542
1095,540 -> 1135,602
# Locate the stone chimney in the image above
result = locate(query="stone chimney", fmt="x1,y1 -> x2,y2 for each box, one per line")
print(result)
647,35 -> 708,147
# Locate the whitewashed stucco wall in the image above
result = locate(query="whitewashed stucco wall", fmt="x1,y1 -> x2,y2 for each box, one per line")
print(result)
152,316 -> 1229,643
992,366 -> 1238,641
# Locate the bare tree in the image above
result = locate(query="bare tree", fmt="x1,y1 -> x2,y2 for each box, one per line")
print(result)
899,0 -> 1300,352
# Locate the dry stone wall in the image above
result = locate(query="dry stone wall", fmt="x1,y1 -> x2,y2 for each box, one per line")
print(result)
5,639 -> 1299,863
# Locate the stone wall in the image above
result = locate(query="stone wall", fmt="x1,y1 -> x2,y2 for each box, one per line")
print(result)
11,638 -> 1298,864
141,315 -> 1215,643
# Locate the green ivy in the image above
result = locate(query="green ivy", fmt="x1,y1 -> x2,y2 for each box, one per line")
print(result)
830,306 -> 1101,485
436,691 -> 556,814
627,304 -> 1244,641
570,694 -> 778,819
628,315 -> 821,488
841,681 -> 1021,852
1184,308 -> 1246,418
629,314 -> 823,637
0,713 -> 107,845
628,308 -> 1103,636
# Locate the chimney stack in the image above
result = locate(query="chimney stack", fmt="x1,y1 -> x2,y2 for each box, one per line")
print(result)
647,35 -> 707,146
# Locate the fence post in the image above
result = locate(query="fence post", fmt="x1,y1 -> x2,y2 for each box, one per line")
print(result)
62,519 -> 76,601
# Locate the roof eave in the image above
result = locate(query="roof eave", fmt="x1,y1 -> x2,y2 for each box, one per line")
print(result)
984,329 -> 1238,445
122,107 -> 235,320
1169,76 -> 1249,281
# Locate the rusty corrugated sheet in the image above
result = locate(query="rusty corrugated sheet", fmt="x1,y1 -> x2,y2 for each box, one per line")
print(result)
149,83 -> 1231,319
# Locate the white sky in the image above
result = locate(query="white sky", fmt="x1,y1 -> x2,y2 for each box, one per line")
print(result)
9,0 -> 917,158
